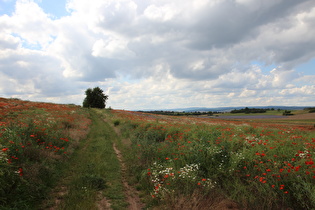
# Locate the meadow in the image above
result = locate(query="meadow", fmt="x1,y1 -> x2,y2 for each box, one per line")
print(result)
109,109 -> 315,209
0,98 -> 91,209
1,97 -> 314,209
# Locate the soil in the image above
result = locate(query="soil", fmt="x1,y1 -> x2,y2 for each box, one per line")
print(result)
96,192 -> 112,210
44,186 -> 68,210
106,118 -> 145,210
113,143 -> 145,210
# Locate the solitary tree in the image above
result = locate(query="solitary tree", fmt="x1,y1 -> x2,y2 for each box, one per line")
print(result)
83,87 -> 108,108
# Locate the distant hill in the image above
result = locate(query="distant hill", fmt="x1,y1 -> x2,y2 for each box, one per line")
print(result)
139,106 -> 310,113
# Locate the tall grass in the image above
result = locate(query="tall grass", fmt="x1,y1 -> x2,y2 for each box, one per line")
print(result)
0,106 -> 90,209
115,114 -> 315,209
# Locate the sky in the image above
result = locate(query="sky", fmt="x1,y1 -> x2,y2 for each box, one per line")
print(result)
0,0 -> 315,110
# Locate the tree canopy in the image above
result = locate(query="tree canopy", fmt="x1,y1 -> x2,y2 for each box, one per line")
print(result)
83,87 -> 108,108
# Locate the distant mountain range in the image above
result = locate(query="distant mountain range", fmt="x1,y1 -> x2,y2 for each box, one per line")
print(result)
139,106 -> 312,112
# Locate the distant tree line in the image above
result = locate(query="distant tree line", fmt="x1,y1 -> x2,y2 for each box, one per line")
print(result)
139,111 -> 218,116
304,107 -> 315,113
230,107 -> 275,114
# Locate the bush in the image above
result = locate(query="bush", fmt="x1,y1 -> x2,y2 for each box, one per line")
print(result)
283,110 -> 293,116
113,120 -> 120,126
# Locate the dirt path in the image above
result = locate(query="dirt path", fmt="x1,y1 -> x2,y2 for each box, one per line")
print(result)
42,110 -> 130,209
103,114 -> 145,210
113,143 -> 144,210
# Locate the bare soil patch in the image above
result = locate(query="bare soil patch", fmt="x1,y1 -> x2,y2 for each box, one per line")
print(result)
96,192 -> 112,210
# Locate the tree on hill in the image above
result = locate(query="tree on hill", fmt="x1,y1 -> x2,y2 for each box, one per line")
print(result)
83,87 -> 108,108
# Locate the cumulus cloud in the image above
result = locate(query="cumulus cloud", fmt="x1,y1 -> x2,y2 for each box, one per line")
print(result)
0,0 -> 314,109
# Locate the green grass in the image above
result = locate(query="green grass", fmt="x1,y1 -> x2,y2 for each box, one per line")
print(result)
0,114 -> 75,209
1,105 -> 127,209
52,109 -> 127,210
109,112 -> 315,209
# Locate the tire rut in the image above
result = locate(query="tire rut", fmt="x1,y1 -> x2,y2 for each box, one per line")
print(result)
102,114 -> 145,209
113,143 -> 145,210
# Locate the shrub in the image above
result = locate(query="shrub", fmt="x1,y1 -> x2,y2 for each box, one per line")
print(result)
113,120 -> 120,126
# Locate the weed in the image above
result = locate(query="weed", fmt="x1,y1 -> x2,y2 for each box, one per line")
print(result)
110,109 -> 315,209
113,119 -> 120,126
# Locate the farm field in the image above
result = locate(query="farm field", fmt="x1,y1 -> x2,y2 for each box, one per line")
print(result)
201,109 -> 315,128
107,109 -> 315,209
1,97 -> 315,209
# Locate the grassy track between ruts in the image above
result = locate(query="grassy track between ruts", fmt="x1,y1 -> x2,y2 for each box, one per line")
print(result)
45,109 -> 127,210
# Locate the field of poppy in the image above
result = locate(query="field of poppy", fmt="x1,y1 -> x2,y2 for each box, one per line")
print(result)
0,97 -> 91,209
1,97 -> 314,209
109,109 -> 315,209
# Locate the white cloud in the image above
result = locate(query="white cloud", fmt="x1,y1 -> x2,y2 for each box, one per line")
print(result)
0,0 -> 314,109
92,38 -> 135,59
9,0 -> 56,48
143,4 -> 178,22
239,89 -> 257,97
280,85 -> 315,96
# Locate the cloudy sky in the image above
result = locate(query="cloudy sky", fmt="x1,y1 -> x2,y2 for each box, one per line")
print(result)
0,0 -> 314,110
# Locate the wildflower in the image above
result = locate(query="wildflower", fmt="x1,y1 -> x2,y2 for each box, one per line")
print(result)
2,148 -> 8,152
18,168 -> 23,176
